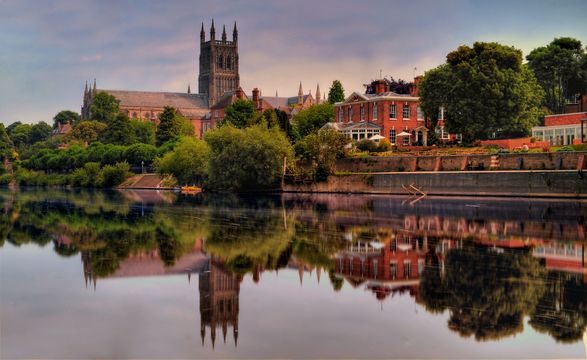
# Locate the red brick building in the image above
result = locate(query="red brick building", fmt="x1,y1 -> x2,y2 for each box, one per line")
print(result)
532,112 -> 587,146
330,77 -> 451,146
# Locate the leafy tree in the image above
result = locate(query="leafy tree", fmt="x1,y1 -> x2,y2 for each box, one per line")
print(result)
90,92 -> 120,122
178,114 -> 195,137
0,124 -> 14,157
154,137 -> 210,185
296,128 -> 349,179
29,122 -> 52,144
327,80 -> 345,104
293,103 -> 334,137
156,106 -> 183,146
131,120 -> 156,145
53,110 -> 80,127
98,162 -> 130,187
9,124 -> 32,148
419,42 -> 544,142
205,124 -> 294,191
70,121 -> 107,144
526,37 -> 586,114
6,122 -> 22,135
100,113 -> 135,145
123,143 -> 158,167
221,99 -> 257,128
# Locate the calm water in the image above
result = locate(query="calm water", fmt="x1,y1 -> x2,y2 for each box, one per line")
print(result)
0,189 -> 586,359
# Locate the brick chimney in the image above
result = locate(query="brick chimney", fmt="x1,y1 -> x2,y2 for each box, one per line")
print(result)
411,76 -> 423,97
374,79 -> 387,95
252,88 -> 261,109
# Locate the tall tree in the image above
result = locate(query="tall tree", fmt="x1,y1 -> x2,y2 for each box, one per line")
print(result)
419,42 -> 544,142
99,113 -> 135,145
90,92 -> 120,122
70,121 -> 107,144
53,110 -> 81,127
156,106 -> 183,146
29,122 -> 52,143
293,103 -> 334,137
526,37 -> 586,114
221,99 -> 257,128
131,120 -> 156,145
327,80 -> 345,104
0,124 -> 14,157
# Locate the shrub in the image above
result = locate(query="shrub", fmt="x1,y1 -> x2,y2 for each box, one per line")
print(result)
154,137 -> 210,185
98,162 -> 130,187
356,139 -> 378,152
0,174 -> 12,185
556,146 -> 574,152
376,139 -> 392,152
123,143 -> 158,166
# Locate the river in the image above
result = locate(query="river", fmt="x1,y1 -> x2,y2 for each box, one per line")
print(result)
0,189 -> 585,359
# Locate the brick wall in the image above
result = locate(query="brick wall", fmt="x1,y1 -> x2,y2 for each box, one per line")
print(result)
544,112 -> 587,126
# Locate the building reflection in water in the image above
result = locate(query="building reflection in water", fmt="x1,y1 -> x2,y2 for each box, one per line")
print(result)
199,258 -> 240,348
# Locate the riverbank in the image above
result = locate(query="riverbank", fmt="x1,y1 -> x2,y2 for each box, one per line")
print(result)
283,170 -> 587,198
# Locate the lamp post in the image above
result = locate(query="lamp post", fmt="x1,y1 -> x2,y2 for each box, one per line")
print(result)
141,160 -> 144,174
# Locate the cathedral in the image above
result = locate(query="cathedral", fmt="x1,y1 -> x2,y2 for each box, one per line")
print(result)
81,21 -> 239,138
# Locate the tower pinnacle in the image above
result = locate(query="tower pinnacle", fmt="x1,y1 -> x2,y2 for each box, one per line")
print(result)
232,21 -> 238,42
200,22 -> 205,42
222,25 -> 227,41
210,19 -> 216,40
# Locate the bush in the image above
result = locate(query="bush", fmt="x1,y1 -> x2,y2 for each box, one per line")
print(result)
0,174 -> 12,185
556,146 -> 574,152
70,162 -> 101,187
376,138 -> 392,152
356,139 -> 378,152
123,143 -> 158,166
154,137 -> 209,185
98,162 -> 130,187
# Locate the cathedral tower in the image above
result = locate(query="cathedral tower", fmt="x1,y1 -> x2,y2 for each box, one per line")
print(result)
199,20 -> 240,106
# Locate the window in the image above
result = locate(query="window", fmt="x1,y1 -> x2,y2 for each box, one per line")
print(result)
348,107 -> 353,122
226,56 -> 232,69
217,54 -> 224,68
389,104 -> 396,119
403,104 -> 410,119
390,129 -> 396,144
338,107 -> 344,122
390,262 -> 397,278
403,135 -> 409,146
373,104 -> 378,120
360,105 -> 365,120
417,106 -> 424,120
404,261 -> 412,278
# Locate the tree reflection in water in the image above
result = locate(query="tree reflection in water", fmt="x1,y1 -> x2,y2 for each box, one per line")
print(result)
0,189 -> 585,346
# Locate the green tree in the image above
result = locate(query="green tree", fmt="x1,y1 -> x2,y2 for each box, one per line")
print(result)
205,124 -> 294,191
156,106 -> 183,146
100,113 -> 135,145
29,122 -> 52,144
123,143 -> 158,167
296,128 -> 349,180
154,137 -> 210,185
419,42 -> 544,142
221,99 -> 257,128
70,121 -> 107,144
0,124 -> 14,157
131,120 -> 156,145
327,80 -> 345,104
526,37 -> 586,114
9,124 -> 32,148
293,103 -> 334,137
53,110 -> 80,127
90,92 -> 120,122
6,122 -> 22,135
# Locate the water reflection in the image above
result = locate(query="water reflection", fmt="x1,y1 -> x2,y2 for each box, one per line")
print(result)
1,189 -> 586,357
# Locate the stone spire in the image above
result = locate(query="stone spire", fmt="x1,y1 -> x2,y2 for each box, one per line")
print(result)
84,81 -> 88,96
187,84 -> 191,94
222,24 -> 227,41
275,90 -> 278,96
298,82 -> 303,104
200,22 -> 205,42
315,83 -> 321,103
232,21 -> 238,42
92,78 -> 96,95
210,19 -> 216,41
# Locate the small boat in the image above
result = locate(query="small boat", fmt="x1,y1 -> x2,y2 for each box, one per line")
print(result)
180,186 -> 202,195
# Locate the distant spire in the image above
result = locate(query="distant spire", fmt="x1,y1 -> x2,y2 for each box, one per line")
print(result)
200,22 -> 205,42
92,78 -> 96,94
232,21 -> 238,42
275,90 -> 278,96
222,24 -> 227,41
316,83 -> 321,103
187,84 -> 191,94
298,264 -> 304,285
210,19 -> 216,40
298,81 -> 303,96
84,80 -> 88,95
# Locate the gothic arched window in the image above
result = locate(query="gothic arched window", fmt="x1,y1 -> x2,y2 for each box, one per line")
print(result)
226,56 -> 232,69
217,54 -> 224,69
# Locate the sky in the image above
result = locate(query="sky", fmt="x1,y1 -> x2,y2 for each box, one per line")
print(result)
0,0 -> 586,124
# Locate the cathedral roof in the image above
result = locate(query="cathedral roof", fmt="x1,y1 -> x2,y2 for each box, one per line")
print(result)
100,89 -> 209,110
262,94 -> 311,109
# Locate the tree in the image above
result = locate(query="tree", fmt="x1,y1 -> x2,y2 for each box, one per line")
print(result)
100,113 -> 135,145
327,80 -> 345,104
29,122 -> 52,144
205,124 -> 294,191
154,137 -> 210,185
70,121 -> 107,144
156,106 -> 183,146
419,42 -> 544,142
6,122 -> 22,135
296,128 -> 349,180
293,103 -> 334,138
131,120 -> 156,145
9,124 -> 32,148
123,143 -> 158,167
0,124 -> 14,157
53,110 -> 80,127
221,99 -> 257,128
527,37 -> 586,114
90,92 -> 120,122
